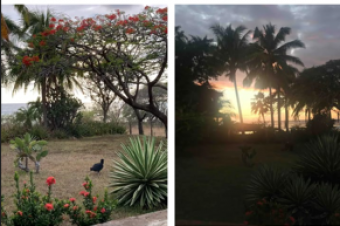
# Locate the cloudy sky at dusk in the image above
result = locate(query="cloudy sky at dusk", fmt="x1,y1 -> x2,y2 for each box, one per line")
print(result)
176,5 -> 340,122
1,4 -> 166,104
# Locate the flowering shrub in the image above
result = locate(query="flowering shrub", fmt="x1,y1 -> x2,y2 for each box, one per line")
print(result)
65,176 -> 116,226
1,172 -> 67,226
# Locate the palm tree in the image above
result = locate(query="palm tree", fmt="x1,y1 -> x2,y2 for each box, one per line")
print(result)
251,92 -> 269,126
14,105 -> 40,128
211,24 -> 251,134
247,23 -> 305,130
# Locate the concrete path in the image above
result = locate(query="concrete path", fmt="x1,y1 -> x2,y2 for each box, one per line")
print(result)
96,210 -> 167,226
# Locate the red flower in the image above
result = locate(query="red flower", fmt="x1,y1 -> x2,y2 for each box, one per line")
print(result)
84,192 -> 90,197
73,206 -> 78,211
64,204 -> 70,208
28,42 -> 34,48
51,17 -> 56,22
79,191 -> 85,195
85,210 -> 91,214
1,212 -> 6,217
245,211 -> 253,216
33,34 -> 36,38
90,212 -> 96,218
49,29 -> 56,35
289,216 -> 295,223
82,182 -> 89,188
243,221 -> 248,225
70,38 -> 75,42
125,28 -> 135,34
145,6 -> 150,10
63,27 -> 69,32
162,16 -> 167,21
76,26 -> 84,32
58,19 -> 64,22
92,196 -> 97,203
49,24 -> 55,28
17,211 -> 23,216
116,9 -> 120,15
46,177 -> 56,186
93,206 -> 97,211
335,213 -> 340,217
257,201 -> 263,205
101,208 -> 106,213
22,56 -> 32,66
128,16 -> 139,22
69,198 -> 76,202
32,56 -> 39,62
107,14 -> 117,20
56,25 -> 63,30
45,203 -> 53,211
156,8 -> 167,14
41,31 -> 49,37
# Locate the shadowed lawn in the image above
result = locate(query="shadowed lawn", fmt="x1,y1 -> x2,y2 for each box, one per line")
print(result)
176,143 -> 299,225
1,134 -> 166,225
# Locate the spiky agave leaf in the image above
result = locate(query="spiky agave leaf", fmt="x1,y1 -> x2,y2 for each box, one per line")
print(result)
109,136 -> 167,208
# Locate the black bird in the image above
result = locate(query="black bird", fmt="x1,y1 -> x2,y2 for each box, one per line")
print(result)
90,159 -> 104,174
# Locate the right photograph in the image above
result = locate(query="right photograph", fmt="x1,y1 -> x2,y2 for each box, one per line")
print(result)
175,5 -> 340,226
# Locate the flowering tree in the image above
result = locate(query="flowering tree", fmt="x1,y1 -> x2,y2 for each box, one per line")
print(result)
13,6 -> 168,131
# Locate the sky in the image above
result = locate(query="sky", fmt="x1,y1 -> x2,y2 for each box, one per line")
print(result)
175,5 -> 340,122
1,4 -> 166,104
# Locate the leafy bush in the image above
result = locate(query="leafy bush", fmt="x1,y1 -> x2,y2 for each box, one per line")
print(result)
1,124 -> 28,143
30,125 -> 50,140
109,136 -> 167,208
10,133 -> 49,173
306,114 -> 335,136
65,176 -> 116,226
1,172 -> 67,226
240,145 -> 257,167
294,134 -> 340,185
51,129 -> 69,139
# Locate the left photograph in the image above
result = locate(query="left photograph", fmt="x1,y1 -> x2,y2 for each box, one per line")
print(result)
1,5 -> 167,226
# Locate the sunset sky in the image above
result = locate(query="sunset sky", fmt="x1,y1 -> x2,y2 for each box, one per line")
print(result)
176,5 -> 340,123
1,4 -> 166,104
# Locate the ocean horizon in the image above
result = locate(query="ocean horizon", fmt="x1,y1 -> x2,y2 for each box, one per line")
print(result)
1,102 -> 93,116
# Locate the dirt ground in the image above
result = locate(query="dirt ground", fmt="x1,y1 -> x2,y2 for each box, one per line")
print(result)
1,134 -> 166,225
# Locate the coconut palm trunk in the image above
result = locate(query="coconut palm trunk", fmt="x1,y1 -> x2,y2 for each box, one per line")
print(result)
41,78 -> 48,128
277,85 -> 281,131
269,87 -> 274,128
285,96 -> 289,132
233,73 -> 244,135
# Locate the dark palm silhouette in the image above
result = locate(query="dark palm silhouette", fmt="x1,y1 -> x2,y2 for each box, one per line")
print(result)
211,24 -> 251,134
251,92 -> 269,126
246,23 -> 305,130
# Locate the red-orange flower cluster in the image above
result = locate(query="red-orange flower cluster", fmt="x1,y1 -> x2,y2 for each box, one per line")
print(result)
117,20 -> 128,26
49,24 -> 55,28
51,17 -> 56,22
46,177 -> 56,186
145,6 -> 150,10
64,204 -> 70,208
101,207 -> 106,213
17,211 -> 23,216
156,8 -> 167,14
92,196 -> 97,203
69,198 -> 76,202
79,191 -> 90,197
85,210 -> 96,218
45,203 -> 53,211
93,25 -> 102,31
162,16 -> 167,22
125,28 -> 135,34
128,16 -> 139,22
22,55 -> 39,66
106,14 -> 117,20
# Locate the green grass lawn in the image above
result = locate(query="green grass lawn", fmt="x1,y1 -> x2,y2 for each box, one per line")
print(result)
175,143 -> 300,224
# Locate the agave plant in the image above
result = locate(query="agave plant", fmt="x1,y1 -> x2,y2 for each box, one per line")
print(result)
314,183 -> 340,216
245,164 -> 288,205
109,136 -> 167,208
294,134 -> 340,185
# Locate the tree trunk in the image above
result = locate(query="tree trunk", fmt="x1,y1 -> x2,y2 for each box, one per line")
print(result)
233,74 -> 244,135
150,118 -> 153,136
133,109 -> 144,135
338,112 -> 339,122
262,113 -> 265,127
277,86 -> 281,131
285,96 -> 289,133
308,110 -> 311,121
103,108 -> 108,123
41,78 -> 48,128
129,121 -> 132,135
269,87 -> 274,128
35,161 -> 40,173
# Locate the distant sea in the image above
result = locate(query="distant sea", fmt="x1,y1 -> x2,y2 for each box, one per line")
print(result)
1,103 -> 28,116
1,102 -> 93,116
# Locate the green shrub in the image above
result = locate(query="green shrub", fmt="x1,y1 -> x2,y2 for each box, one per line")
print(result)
66,176 -> 116,226
51,129 -> 69,139
294,134 -> 340,185
1,172 -> 67,226
240,145 -> 257,167
306,114 -> 335,136
116,125 -> 126,134
1,124 -> 28,143
30,125 -> 50,140
109,136 -> 167,208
